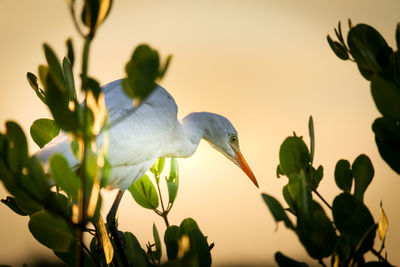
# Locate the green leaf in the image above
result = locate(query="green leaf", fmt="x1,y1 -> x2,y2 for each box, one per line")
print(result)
276,164 -> 284,178
308,165 -> 323,190
370,74 -> 400,120
128,174 -> 159,209
153,223 -> 162,260
66,38 -> 75,67
62,57 -> 76,101
159,54 -> 173,80
372,117 -> 400,174
308,116 -> 315,164
327,35 -> 349,60
29,210 -> 75,252
150,158 -> 165,176
167,158 -> 179,204
1,196 -> 28,216
282,185 -> 296,215
124,232 -> 148,267
275,252 -> 309,267
261,193 -> 294,230
122,44 -> 160,99
279,136 -> 310,176
30,118 -> 60,148
334,159 -> 353,193
332,193 -> 376,253
347,24 -> 390,80
27,72 -> 46,104
45,74 -> 78,132
352,154 -> 374,202
44,44 -> 66,92
287,171 -> 312,217
24,156 -> 51,202
178,218 -> 211,267
5,121 -> 28,173
49,154 -> 80,201
296,201 -> 337,259
164,225 -> 179,260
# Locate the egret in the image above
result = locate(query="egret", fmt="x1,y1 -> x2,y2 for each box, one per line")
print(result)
36,79 -> 258,255
37,78 -> 258,190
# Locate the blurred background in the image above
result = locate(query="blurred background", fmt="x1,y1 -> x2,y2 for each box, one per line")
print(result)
1,0 -> 400,266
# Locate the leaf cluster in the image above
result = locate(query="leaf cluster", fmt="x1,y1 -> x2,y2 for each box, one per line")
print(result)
126,159 -> 212,267
0,1 -> 212,266
328,21 -> 400,175
263,117 -> 391,266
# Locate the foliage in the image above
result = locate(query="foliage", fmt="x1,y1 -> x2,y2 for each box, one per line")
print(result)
263,116 -> 392,266
327,20 -> 400,175
0,1 -> 212,266
262,20 -> 399,267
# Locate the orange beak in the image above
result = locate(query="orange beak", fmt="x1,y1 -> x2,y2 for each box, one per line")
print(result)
233,148 -> 259,188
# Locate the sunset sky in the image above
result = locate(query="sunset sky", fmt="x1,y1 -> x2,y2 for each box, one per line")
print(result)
1,0 -> 400,266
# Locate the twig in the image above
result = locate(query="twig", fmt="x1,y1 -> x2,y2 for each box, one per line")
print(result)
371,248 -> 393,266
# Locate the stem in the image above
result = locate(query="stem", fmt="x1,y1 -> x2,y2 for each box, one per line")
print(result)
156,176 -> 166,212
68,0 -> 86,38
311,186 -> 332,210
371,248 -> 393,266
318,259 -> 327,267
77,37 -> 92,267
155,175 -> 170,227
162,213 -> 170,227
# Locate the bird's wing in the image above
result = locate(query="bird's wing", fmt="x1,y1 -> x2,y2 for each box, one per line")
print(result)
99,80 -> 179,167
36,80 -> 179,177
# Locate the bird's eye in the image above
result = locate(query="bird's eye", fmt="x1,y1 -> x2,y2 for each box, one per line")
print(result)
230,135 -> 237,143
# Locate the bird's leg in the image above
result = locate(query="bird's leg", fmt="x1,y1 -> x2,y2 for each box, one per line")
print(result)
106,190 -> 130,266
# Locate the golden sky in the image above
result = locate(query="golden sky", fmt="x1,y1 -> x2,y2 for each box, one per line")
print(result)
1,0 -> 400,266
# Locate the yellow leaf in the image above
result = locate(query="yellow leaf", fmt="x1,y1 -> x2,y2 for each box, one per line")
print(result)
96,0 -> 112,27
97,216 -> 114,264
378,201 -> 389,242
87,91 -> 107,135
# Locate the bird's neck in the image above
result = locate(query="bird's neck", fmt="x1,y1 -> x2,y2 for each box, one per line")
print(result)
163,112 -> 211,158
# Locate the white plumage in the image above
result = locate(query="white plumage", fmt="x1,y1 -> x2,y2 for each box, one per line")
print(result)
36,79 -> 258,190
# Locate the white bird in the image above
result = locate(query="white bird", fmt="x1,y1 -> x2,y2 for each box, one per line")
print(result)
36,79 -> 258,264
36,79 -> 258,192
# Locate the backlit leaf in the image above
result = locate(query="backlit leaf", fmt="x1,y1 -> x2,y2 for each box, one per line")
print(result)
30,118 -> 60,148
27,72 -> 46,104
153,223 -> 162,260
62,57 -> 76,101
44,44 -> 66,92
150,158 -> 165,176
177,218 -> 211,267
279,136 -> 310,176
378,201 -> 388,242
167,158 -> 179,204
128,174 -> 159,209
49,154 -> 80,201
29,210 -> 75,252
96,216 -> 113,264
124,232 -> 148,267
123,44 -> 160,99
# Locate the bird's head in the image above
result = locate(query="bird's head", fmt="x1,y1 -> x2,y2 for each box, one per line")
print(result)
201,113 -> 259,188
